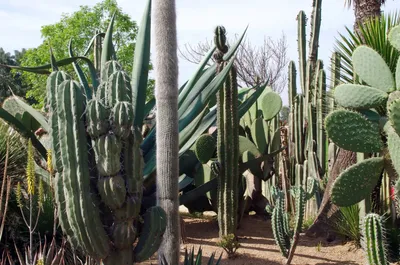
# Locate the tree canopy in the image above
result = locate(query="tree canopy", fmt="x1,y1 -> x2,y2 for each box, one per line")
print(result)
18,0 -> 151,108
0,48 -> 29,104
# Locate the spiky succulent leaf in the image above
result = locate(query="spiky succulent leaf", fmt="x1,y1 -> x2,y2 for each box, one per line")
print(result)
331,157 -> 384,206
352,46 -> 395,92
334,84 -> 388,109
325,109 -> 383,152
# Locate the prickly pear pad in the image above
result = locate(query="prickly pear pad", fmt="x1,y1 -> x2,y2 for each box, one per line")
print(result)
325,109 -> 383,153
352,45 -> 394,92
333,84 -> 388,109
331,157 -> 384,207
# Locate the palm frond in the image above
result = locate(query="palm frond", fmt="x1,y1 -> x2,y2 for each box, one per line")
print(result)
334,12 -> 400,84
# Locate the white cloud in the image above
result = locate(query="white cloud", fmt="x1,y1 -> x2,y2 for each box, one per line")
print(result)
0,0 -> 398,104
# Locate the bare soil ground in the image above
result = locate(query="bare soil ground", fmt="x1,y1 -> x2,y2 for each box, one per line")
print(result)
139,213 -> 369,265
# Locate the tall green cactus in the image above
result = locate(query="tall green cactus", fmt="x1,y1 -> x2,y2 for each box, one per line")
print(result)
47,1 -> 168,264
50,64 -> 167,264
361,213 -> 389,265
286,0 -> 325,218
271,178 -> 317,265
214,25 -> 240,238
325,25 -> 400,207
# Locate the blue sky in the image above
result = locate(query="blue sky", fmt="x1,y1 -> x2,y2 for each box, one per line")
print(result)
0,0 -> 398,104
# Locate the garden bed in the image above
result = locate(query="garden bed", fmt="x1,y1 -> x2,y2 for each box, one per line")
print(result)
140,212 -> 367,265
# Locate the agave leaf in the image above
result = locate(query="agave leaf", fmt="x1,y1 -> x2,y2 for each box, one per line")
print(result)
178,46 -> 217,107
83,32 -> 105,56
178,65 -> 217,117
144,98 -> 155,118
68,39 -> 92,99
223,25 -> 248,61
179,178 -> 218,205
1,56 -> 97,78
131,0 -> 152,128
143,108 -> 208,177
180,55 -> 237,126
3,95 -> 48,132
100,12 -> 116,70
49,47 -> 58,71
0,107 -> 47,159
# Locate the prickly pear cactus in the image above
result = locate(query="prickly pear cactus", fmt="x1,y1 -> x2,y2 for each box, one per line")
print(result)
325,25 -> 400,207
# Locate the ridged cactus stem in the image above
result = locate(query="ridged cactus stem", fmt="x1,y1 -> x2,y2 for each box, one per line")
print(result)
288,61 -> 297,144
154,0 -> 180,264
272,184 -> 312,265
215,25 -> 239,238
317,69 -> 326,174
297,11 -> 307,94
308,0 -> 322,72
362,213 -> 388,265
329,52 -> 341,111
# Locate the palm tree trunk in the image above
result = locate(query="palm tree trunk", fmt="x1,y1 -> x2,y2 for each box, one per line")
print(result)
353,0 -> 382,31
154,0 -> 180,264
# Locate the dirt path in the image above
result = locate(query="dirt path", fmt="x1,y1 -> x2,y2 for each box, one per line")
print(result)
139,214 -> 367,265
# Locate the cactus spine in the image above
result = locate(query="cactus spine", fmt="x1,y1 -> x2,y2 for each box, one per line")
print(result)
154,0 -> 180,264
362,213 -> 389,265
214,26 -> 240,238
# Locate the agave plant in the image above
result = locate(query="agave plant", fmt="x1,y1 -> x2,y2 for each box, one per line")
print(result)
160,247 -> 222,265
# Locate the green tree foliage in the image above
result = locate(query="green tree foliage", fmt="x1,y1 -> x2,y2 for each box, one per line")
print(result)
19,0 -> 154,108
0,48 -> 29,104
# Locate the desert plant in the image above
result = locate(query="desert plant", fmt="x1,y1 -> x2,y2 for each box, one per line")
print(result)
329,204 -> 361,245
160,247 -> 222,265
361,213 -> 389,265
325,25 -> 400,208
213,25 -> 240,239
271,177 -> 317,265
14,139 -> 44,264
216,234 -> 240,259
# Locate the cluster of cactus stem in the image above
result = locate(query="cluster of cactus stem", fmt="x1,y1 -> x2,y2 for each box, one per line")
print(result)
271,178 -> 317,265
48,61 -> 167,264
213,25 -> 240,238
324,25 -> 400,208
286,0 -> 325,217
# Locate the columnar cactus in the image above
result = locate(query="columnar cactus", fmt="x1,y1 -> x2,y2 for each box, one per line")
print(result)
361,213 -> 389,265
50,62 -> 166,264
271,178 -> 317,265
286,0 -> 325,218
214,25 -> 240,238
325,25 -> 400,207
48,1 -> 167,263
